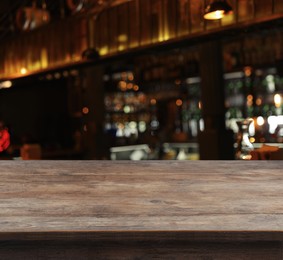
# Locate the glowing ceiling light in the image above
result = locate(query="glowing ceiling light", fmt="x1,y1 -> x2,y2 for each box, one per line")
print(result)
204,0 -> 233,20
20,68 -> 27,75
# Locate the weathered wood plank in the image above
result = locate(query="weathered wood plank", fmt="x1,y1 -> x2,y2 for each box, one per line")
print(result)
0,161 -> 283,239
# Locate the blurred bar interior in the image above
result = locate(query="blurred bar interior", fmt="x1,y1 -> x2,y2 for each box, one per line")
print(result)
1,0 -> 283,160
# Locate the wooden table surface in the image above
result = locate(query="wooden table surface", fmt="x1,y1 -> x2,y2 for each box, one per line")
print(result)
0,161 -> 283,260
0,161 -> 283,259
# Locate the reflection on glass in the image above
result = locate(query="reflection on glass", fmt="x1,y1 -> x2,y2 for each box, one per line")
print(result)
236,118 -> 254,160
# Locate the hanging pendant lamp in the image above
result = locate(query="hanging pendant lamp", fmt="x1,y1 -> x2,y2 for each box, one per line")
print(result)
204,0 -> 233,20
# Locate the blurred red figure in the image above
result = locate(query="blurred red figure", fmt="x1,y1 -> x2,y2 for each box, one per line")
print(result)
0,121 -> 10,153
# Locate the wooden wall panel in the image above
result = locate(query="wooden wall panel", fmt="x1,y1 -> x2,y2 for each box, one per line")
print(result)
163,0 -> 177,40
117,4 -> 128,51
99,12 -> 109,55
150,0 -> 163,43
255,0 -> 273,17
238,0 -> 255,22
190,0 -> 204,33
177,0 -> 190,37
0,0 -> 282,79
108,7 -> 118,53
128,0 -> 139,49
274,0 -> 283,13
139,0 -> 152,45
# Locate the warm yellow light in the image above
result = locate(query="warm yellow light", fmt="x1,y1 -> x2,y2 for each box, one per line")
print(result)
20,68 -> 27,75
256,98 -> 262,106
158,34 -> 164,42
247,95 -> 253,101
82,107 -> 89,115
118,34 -> 128,43
133,85 -> 139,91
118,45 -> 126,51
99,46 -> 109,56
249,137 -> 255,143
127,83 -> 133,90
163,30 -> 170,41
257,116 -> 265,126
119,81 -> 127,91
204,1 -> 233,20
176,99 -> 183,107
128,73 -> 134,81
41,48 -> 48,68
150,99 -> 157,105
204,10 -> 224,20
0,80 -> 12,89
247,95 -> 253,107
274,94 -> 282,108
244,66 -> 252,77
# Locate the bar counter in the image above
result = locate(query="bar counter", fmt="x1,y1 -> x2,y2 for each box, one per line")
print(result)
0,161 -> 283,259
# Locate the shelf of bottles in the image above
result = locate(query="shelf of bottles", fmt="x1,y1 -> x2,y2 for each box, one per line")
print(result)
223,29 -> 283,144
103,48 -> 202,158
103,70 -> 151,147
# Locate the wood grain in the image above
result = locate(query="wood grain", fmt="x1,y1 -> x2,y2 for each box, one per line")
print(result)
0,161 -> 283,233
0,161 -> 283,258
